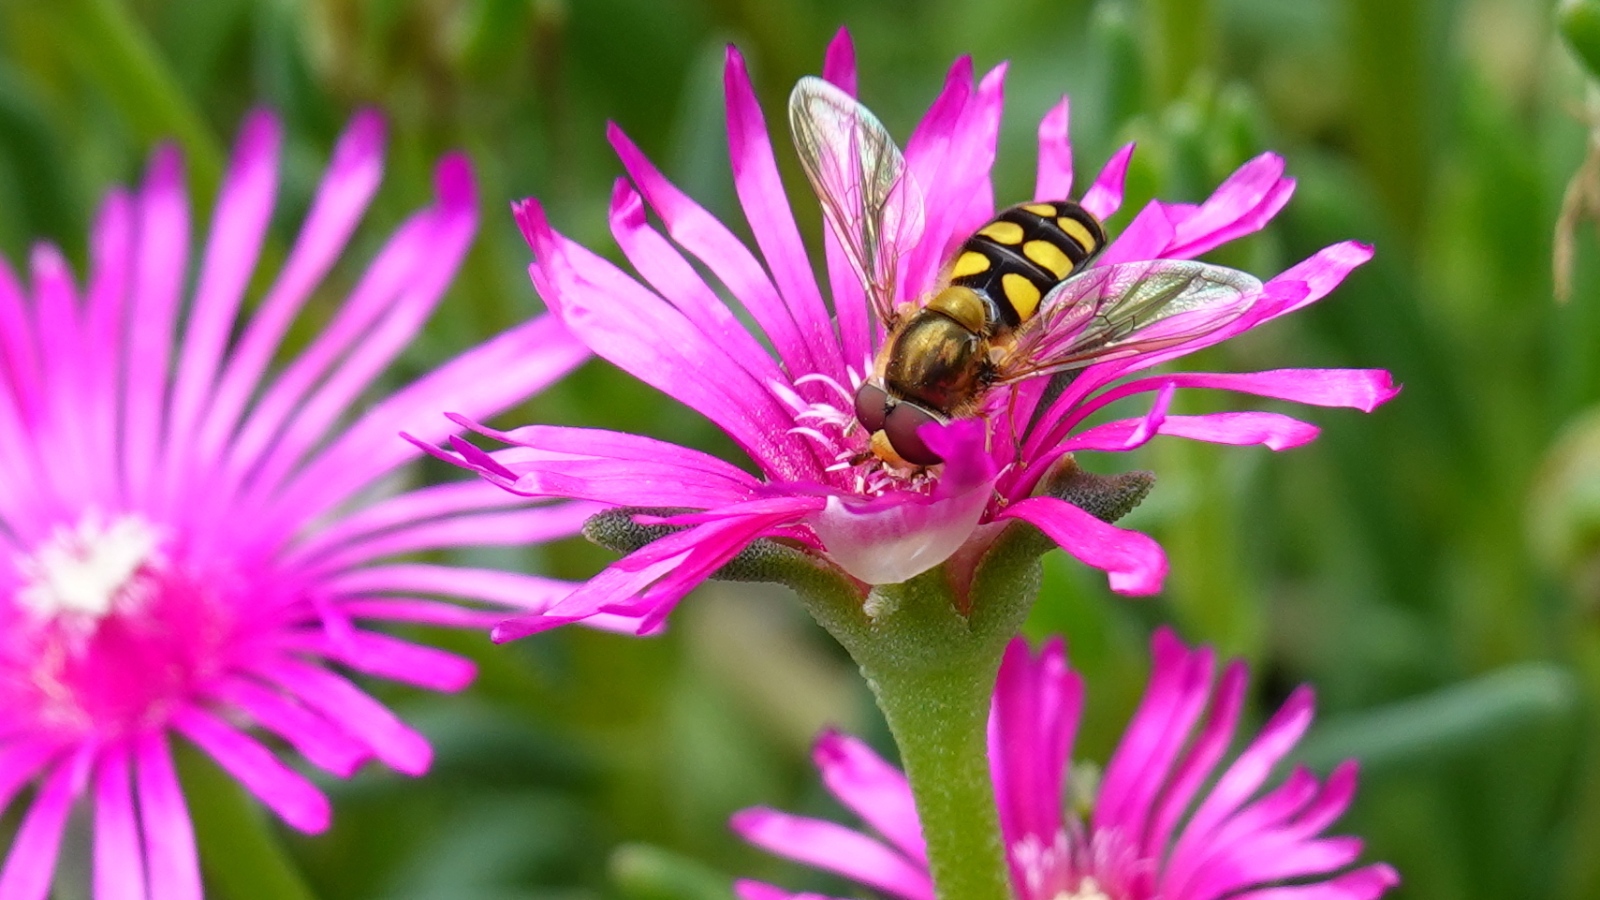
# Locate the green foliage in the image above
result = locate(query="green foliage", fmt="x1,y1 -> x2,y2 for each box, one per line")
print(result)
4,0 -> 1600,897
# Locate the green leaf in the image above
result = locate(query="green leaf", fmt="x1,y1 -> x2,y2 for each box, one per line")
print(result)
1293,663 -> 1581,773
610,843 -> 735,900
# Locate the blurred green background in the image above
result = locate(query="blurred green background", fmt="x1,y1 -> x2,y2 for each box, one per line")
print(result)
3,0 -> 1600,897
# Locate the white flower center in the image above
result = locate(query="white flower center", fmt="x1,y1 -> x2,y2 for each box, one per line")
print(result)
1054,878 -> 1111,900
17,514 -> 164,621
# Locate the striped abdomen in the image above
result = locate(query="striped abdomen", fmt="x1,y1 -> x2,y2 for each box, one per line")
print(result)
945,201 -> 1106,333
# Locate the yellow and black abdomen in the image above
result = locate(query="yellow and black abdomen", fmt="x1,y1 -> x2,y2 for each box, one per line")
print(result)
945,201 -> 1105,333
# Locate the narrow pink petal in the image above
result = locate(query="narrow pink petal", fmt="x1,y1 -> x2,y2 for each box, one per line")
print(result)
0,255 -> 43,422
93,746 -> 148,900
172,707 -> 331,833
303,502 -> 597,575
81,193 -> 135,506
1144,660 -> 1248,859
1287,761 -> 1360,837
1180,835 -> 1364,900
813,731 -> 926,864
267,313 -> 589,532
1094,629 -> 1210,836
0,742 -> 63,814
283,481 -> 537,566
1258,241 -> 1374,326
737,880 -> 854,900
822,28 -> 857,95
0,753 -> 85,900
164,110 -> 282,493
1080,143 -> 1136,220
1062,369 -> 1399,450
130,733 -> 201,900
990,638 -> 1084,862
731,808 -> 936,900
194,111 -> 385,473
122,144 -> 189,509
1034,97 -> 1073,200
1229,864 -> 1399,900
1162,153 -> 1288,257
1093,200 -> 1176,267
1063,411 -> 1320,453
212,678 -> 370,777
725,46 -> 842,384
998,496 -> 1167,596
608,180 -> 791,392
248,656 -> 431,776
341,598 -> 509,629
517,199 -> 813,477
609,125 -> 826,383
905,61 -> 1006,302
1164,686 -> 1317,890
329,563 -> 578,611
1165,178 -> 1295,260
219,209 -> 434,494
494,500 -> 818,639
273,628 -> 475,693
26,246 -> 92,512
237,155 -> 477,514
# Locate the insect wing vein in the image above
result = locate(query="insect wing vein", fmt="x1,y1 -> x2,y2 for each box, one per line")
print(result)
996,260 -> 1263,384
788,76 -> 925,327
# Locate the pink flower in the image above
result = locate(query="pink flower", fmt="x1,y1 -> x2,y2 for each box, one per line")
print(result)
733,629 -> 1399,900
0,110 -> 615,899
425,29 -> 1397,640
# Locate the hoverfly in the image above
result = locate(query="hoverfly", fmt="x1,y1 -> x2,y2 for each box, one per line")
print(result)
788,76 -> 1264,467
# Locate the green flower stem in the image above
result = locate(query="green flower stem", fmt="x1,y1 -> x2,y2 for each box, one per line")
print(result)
788,524 -> 1047,900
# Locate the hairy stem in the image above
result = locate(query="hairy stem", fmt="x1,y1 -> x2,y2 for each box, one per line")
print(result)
788,530 -> 1044,900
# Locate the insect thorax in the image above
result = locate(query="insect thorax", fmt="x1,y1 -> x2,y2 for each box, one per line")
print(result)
882,308 -> 987,417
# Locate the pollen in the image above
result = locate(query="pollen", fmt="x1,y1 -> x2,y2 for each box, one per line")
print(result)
17,514 -> 165,622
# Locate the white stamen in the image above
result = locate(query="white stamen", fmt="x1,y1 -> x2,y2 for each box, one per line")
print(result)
1055,878 -> 1111,900
794,372 -> 857,406
16,514 -> 164,622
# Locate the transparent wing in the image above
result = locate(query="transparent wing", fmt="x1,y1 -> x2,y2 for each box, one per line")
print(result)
789,76 -> 925,328
994,260 -> 1264,384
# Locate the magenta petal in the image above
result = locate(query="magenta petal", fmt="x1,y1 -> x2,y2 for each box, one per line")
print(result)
1065,411 -> 1321,453
164,110 -> 282,489
999,496 -> 1167,595
1080,143 -> 1136,220
737,880 -> 854,900
608,125 -> 829,383
1162,153 -> 1289,258
93,747 -> 148,900
172,707 -> 331,833
1144,660 -> 1249,859
1034,97 -> 1074,201
133,733 -> 202,900
1263,241 -> 1375,321
251,657 -> 432,776
0,753 -> 85,900
724,46 -> 842,384
1095,200 -> 1177,267
814,731 -> 926,864
808,478 -> 992,586
730,808 -> 936,900
1229,864 -> 1400,900
822,28 -> 857,95
990,637 -> 1082,854
215,679 -> 369,777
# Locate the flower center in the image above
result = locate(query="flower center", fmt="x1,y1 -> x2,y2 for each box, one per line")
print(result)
781,370 -> 939,496
6,513 -> 237,739
1011,827 -> 1141,900
1053,878 -> 1112,900
16,514 -> 164,622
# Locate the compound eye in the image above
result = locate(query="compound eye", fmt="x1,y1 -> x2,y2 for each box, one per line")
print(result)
884,403 -> 944,466
854,382 -> 890,433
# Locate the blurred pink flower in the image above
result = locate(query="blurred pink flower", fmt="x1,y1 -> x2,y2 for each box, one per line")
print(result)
0,110 -> 613,898
426,30 -> 1396,640
734,629 -> 1399,900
